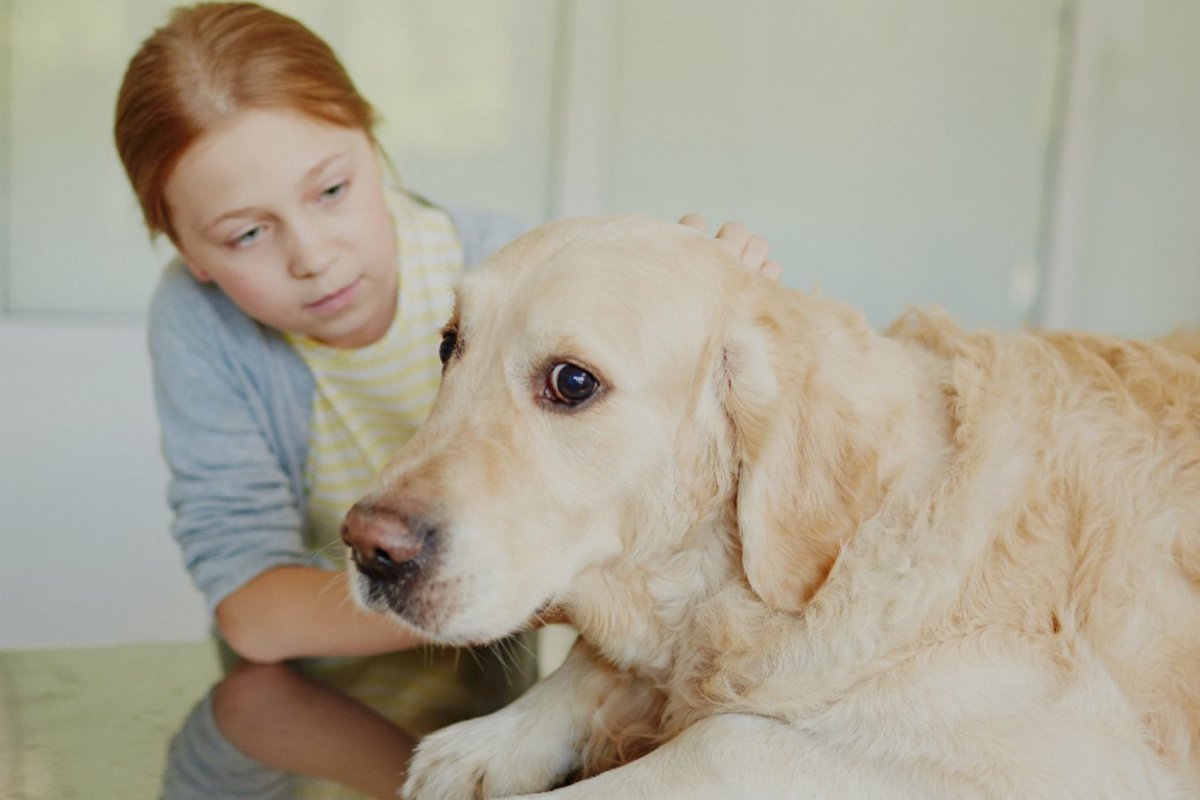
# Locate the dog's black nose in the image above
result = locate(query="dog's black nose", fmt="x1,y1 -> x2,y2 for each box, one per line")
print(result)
340,502 -> 432,581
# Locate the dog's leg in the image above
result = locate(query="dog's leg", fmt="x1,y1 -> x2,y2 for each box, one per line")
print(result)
549,650 -> 1180,800
403,640 -> 658,800
503,712 -> 934,800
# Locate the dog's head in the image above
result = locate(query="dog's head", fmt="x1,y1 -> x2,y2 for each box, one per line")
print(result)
342,215 -> 886,645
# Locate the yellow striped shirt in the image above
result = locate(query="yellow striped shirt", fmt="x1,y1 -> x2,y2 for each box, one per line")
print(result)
285,192 -> 526,800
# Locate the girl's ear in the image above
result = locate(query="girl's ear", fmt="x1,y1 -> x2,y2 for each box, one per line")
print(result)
177,248 -> 213,283
184,263 -> 213,283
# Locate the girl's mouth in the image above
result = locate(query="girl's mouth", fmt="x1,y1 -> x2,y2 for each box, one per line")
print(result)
306,277 -> 361,315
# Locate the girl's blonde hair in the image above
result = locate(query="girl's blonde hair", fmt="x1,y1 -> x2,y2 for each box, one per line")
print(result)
114,2 -> 379,240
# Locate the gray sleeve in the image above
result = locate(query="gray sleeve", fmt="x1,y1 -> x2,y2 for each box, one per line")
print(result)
444,206 -> 531,268
148,266 -> 311,614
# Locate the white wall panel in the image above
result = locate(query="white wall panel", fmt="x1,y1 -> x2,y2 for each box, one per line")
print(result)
0,319 -> 209,648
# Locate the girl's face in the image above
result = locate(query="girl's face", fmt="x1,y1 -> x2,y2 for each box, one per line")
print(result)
164,108 -> 398,348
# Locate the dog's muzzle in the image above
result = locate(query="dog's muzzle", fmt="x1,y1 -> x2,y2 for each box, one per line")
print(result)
341,501 -> 437,611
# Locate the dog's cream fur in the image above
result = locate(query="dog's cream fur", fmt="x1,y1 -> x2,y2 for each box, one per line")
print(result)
347,216 -> 1200,799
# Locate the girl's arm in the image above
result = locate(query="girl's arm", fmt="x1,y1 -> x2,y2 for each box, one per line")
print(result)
151,266 -> 418,664
216,564 -> 425,664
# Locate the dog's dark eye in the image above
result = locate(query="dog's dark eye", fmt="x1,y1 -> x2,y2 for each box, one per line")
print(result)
439,328 -> 458,366
548,363 -> 599,406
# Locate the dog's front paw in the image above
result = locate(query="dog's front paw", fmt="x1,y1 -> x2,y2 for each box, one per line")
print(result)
403,708 -> 576,800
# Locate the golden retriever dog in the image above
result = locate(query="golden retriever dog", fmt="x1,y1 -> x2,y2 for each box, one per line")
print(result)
341,216 -> 1200,799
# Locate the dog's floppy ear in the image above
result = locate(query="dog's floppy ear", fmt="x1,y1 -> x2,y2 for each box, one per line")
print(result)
720,293 -> 873,613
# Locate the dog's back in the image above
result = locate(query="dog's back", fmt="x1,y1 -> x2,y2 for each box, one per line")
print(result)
889,310 -> 1200,784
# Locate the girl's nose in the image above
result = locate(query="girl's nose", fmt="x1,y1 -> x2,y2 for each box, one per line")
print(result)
286,220 -> 336,278
288,249 -> 335,278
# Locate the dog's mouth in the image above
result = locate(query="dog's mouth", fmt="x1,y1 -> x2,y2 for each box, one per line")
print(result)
352,559 -> 561,645
353,562 -> 460,640
354,557 -> 422,614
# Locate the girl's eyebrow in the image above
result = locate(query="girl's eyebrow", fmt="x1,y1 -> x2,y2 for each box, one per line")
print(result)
201,151 -> 351,235
203,204 -> 261,235
303,150 -> 351,183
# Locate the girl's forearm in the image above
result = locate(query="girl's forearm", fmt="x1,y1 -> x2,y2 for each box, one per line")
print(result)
215,565 -> 426,663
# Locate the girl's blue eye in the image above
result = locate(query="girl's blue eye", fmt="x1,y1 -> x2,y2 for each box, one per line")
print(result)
232,226 -> 264,247
322,181 -> 348,200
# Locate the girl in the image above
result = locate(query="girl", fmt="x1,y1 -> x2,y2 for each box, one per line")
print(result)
114,3 -> 778,798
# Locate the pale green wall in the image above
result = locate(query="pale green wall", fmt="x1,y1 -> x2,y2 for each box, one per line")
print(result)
605,0 -> 1062,330
1074,0 -> 1200,337
1,0 -> 1197,332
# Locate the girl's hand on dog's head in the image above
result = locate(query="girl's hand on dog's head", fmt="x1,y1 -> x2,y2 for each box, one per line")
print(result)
679,213 -> 783,282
